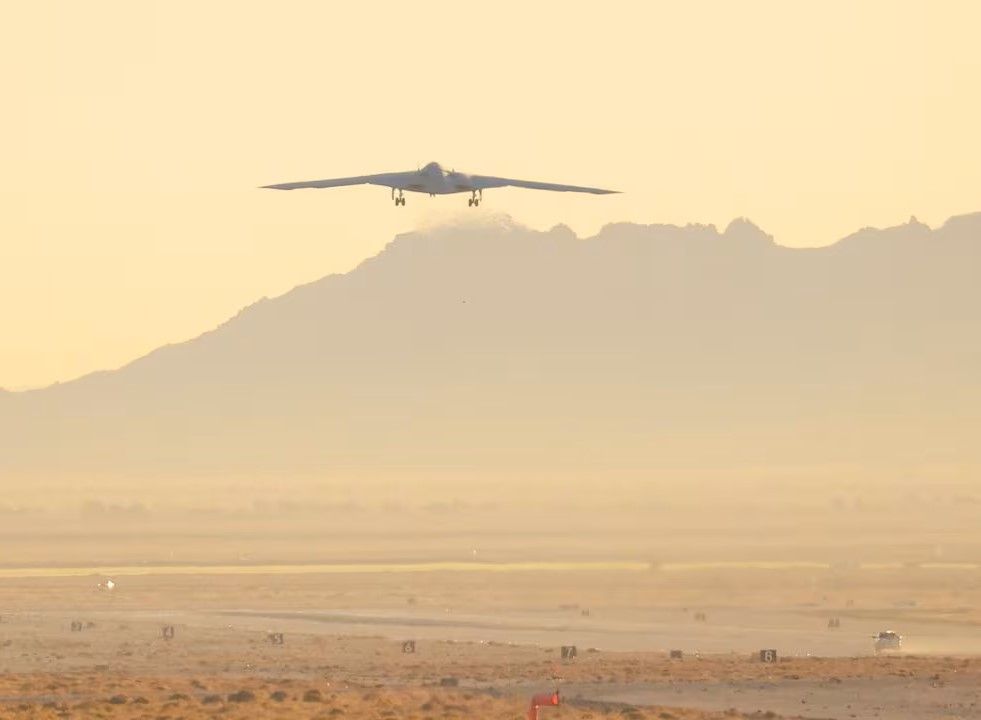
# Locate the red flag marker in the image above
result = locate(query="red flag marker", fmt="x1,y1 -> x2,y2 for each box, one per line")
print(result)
528,690 -> 560,720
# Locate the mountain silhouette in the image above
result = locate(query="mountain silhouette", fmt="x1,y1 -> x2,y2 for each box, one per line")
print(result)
2,213 -> 979,498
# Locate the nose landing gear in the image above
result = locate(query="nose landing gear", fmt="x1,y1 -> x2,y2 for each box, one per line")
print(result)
392,188 -> 405,206
468,189 -> 482,207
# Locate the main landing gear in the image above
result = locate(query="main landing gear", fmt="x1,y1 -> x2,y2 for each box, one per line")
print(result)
392,188 -> 405,206
468,189 -> 483,207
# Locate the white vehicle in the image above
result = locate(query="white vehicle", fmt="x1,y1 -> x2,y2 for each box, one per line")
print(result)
262,162 -> 619,207
873,630 -> 902,654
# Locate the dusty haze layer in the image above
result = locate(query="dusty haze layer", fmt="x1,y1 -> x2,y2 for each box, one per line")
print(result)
0,214 -> 979,567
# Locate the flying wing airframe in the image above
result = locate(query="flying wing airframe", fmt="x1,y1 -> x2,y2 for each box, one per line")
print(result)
262,162 -> 618,206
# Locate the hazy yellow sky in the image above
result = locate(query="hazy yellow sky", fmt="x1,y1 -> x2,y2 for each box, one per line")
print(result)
1,1 -> 979,390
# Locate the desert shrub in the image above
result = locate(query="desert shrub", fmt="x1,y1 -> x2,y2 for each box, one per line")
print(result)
227,690 -> 256,703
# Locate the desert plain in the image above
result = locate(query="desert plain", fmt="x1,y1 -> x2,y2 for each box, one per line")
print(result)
0,556 -> 978,720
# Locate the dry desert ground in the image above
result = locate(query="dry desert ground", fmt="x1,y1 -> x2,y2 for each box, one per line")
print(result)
0,564 -> 978,719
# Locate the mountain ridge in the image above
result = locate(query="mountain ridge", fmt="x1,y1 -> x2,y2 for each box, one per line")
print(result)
1,211 -> 979,500
8,211 -> 980,396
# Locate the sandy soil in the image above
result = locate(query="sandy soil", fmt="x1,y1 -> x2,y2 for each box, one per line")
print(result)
0,568 -> 978,718
0,673 -> 777,720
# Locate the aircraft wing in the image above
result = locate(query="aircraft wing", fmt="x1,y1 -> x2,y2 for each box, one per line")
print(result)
261,172 -> 412,190
468,174 -> 618,194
